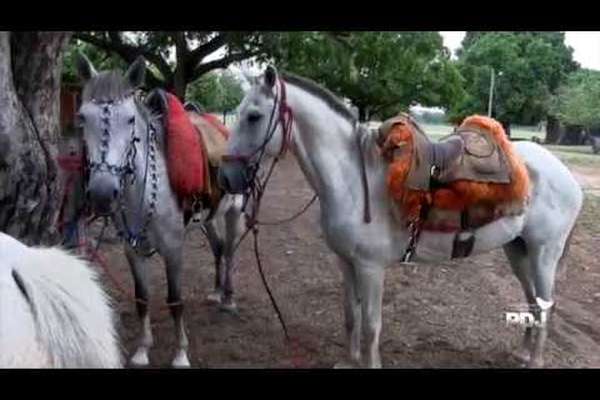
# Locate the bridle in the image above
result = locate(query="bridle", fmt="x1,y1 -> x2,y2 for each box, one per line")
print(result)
83,95 -> 159,251
220,77 -> 299,340
222,77 -> 294,210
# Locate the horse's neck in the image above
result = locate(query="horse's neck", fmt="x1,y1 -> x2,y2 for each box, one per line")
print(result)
287,86 -> 367,217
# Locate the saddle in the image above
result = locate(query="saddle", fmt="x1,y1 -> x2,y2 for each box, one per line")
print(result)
379,114 -> 511,192
185,111 -> 230,222
378,113 -> 530,259
186,112 -> 229,167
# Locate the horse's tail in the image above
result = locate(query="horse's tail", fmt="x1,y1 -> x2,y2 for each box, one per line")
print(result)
1,237 -> 122,368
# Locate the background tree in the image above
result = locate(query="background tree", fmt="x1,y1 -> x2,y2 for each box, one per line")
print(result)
267,31 -> 465,121
72,31 -> 271,99
186,70 -> 245,113
549,69 -> 600,144
449,32 -> 578,137
0,31 -> 71,245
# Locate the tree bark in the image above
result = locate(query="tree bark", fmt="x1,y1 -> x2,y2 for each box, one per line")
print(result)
0,31 -> 71,245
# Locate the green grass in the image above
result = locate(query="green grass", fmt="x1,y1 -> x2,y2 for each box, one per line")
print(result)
419,123 -> 542,141
545,145 -> 600,167
419,123 -> 600,167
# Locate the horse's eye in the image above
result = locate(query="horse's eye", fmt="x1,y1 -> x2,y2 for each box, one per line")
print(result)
247,113 -> 262,123
128,116 -> 135,125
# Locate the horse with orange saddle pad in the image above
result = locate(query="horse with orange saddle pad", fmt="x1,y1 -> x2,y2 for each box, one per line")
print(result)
378,113 -> 531,259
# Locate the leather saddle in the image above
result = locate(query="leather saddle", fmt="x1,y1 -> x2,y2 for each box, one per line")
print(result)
378,114 -> 511,192
378,114 -> 525,260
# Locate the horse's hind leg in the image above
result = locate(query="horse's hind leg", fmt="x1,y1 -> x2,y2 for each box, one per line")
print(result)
503,237 -> 536,365
125,246 -> 154,367
203,221 -> 225,305
527,242 -> 564,368
164,248 -> 191,368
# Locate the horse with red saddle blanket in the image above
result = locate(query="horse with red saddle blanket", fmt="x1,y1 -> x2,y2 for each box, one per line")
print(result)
72,53 -> 245,368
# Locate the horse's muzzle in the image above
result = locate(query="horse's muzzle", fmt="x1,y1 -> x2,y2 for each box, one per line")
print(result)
218,160 -> 251,194
86,174 -> 120,216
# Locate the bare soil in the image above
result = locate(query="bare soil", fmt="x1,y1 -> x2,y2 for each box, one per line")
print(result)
94,158 -> 600,368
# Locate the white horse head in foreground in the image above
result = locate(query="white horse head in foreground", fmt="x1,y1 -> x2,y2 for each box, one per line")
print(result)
0,232 -> 122,368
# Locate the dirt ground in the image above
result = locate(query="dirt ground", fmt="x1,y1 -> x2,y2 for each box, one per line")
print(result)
93,156 -> 600,368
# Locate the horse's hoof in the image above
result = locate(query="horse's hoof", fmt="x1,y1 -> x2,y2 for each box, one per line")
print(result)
511,349 -> 531,364
129,348 -> 150,367
171,351 -> 191,368
527,357 -> 544,369
333,360 -> 358,369
219,300 -> 238,314
206,291 -> 223,305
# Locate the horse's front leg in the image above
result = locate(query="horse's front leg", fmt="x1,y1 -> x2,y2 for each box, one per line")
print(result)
334,257 -> 362,368
219,200 -> 245,313
204,221 -> 225,305
124,245 -> 154,367
355,261 -> 385,368
164,247 -> 191,368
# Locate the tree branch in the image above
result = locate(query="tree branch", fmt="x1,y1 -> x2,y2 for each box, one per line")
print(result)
192,50 -> 257,80
74,32 -> 174,86
187,33 -> 229,69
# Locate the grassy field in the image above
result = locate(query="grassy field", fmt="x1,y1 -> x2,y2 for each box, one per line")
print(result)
419,123 -> 542,141
420,123 -> 600,168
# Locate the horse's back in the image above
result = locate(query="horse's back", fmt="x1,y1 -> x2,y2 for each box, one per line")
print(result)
513,141 -> 583,241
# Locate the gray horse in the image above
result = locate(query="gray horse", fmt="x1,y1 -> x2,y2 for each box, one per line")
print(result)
220,66 -> 583,368
75,54 -> 244,367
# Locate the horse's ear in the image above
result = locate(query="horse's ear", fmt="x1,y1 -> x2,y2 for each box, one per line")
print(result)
264,65 -> 278,89
125,56 -> 146,89
75,51 -> 97,82
145,89 -> 168,116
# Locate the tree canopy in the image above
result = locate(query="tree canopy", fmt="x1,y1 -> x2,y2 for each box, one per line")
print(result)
449,32 -> 578,128
550,69 -> 600,132
71,31 -> 271,98
267,31 -> 465,121
186,70 -> 245,113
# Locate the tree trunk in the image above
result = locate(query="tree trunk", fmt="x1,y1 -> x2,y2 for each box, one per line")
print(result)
358,106 -> 368,122
0,31 -> 71,245
173,32 -> 188,100
545,115 -> 561,144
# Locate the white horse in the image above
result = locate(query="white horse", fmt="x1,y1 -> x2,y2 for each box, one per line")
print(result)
218,66 -> 584,368
0,232 -> 122,368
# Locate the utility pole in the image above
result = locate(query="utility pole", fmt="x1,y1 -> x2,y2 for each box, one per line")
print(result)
488,67 -> 495,117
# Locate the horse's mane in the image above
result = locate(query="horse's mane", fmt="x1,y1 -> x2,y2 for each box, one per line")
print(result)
280,71 -> 357,123
0,233 -> 121,367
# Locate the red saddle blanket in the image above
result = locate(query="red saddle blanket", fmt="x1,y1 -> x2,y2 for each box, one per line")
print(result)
165,93 -> 206,201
